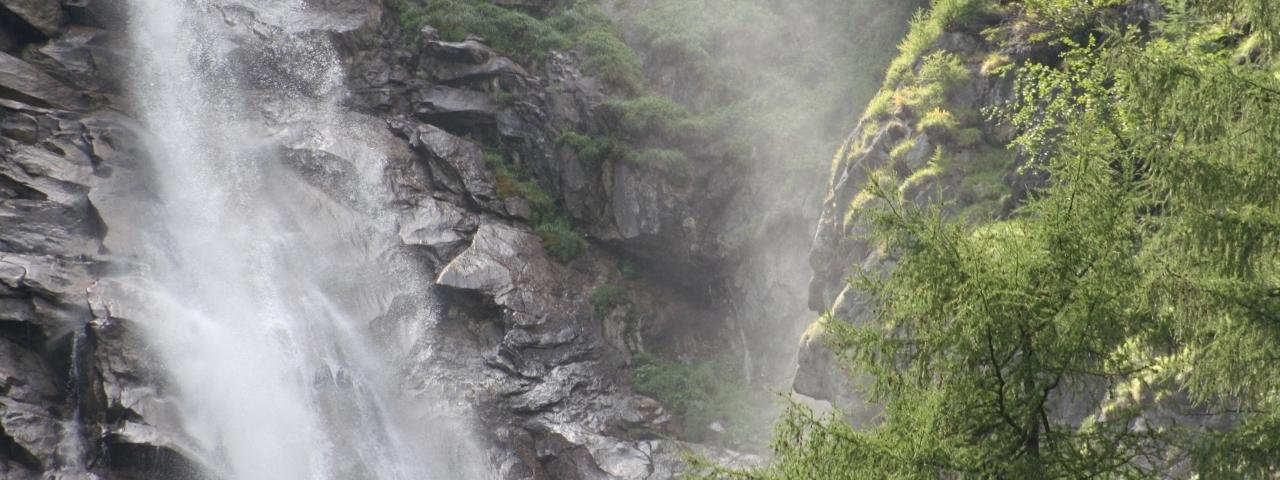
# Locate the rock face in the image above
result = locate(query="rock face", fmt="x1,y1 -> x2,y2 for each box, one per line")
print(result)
0,51 -> 87,110
1,0 -> 777,478
0,0 -> 66,37
798,11 -> 1024,413
0,23 -> 194,476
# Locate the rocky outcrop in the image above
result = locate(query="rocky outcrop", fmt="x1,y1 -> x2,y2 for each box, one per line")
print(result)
795,0 -> 1165,420
0,51 -> 88,110
3,0 -> 768,477
799,9 -> 1023,412
0,15 -> 195,473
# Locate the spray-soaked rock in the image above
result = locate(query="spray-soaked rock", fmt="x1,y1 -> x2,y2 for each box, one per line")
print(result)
0,0 -> 66,37
0,52 -> 86,110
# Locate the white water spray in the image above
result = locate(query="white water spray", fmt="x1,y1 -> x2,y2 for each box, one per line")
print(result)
121,1 -> 487,478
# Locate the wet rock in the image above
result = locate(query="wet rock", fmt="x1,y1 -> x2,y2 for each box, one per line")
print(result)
504,197 -> 533,222
397,197 -> 477,250
0,254 -> 92,302
610,163 -> 663,240
413,85 -> 499,131
0,397 -> 59,471
510,362 -> 596,413
390,119 -> 500,209
23,26 -> 119,92
0,200 -> 101,257
532,428 -> 612,480
792,320 -> 878,426
0,0 -> 66,37
436,222 -> 568,323
0,52 -> 86,110
0,337 -> 58,405
422,38 -> 528,84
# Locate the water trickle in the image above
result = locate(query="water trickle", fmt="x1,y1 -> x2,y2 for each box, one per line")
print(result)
48,330 -> 95,480
120,0 -> 487,478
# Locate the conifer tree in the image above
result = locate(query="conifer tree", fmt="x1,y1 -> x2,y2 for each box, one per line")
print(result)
695,1 -> 1280,477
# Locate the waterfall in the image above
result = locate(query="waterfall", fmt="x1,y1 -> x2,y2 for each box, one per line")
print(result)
120,0 -> 486,478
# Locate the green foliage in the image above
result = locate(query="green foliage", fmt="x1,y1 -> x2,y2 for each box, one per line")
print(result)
702,1 -> 1280,478
885,0 -> 996,86
917,107 -> 958,134
486,151 -> 588,263
488,153 -> 553,213
892,52 -> 972,118
631,352 -> 753,445
557,130 -> 618,164
602,96 -> 691,137
590,283 -> 628,315
1018,0 -> 1128,40
916,51 -> 970,90
410,0 -> 570,59
387,0 -> 430,33
576,27 -> 646,94
535,215 -> 587,263
387,0 -> 643,90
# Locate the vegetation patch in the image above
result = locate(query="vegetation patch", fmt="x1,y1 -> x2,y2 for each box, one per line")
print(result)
602,96 -> 691,137
631,352 -> 754,446
485,150 -> 587,262
392,0 -> 569,59
557,130 -> 617,164
590,283 -> 628,315
386,0 -> 644,92
535,215 -> 587,263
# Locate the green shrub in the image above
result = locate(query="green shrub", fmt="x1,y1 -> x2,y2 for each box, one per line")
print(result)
602,96 -> 691,137
557,131 -> 616,164
918,107 -> 959,135
390,0 -> 646,90
392,0 -> 569,60
536,215 -> 587,263
631,352 -> 753,444
486,152 -> 550,208
486,150 -> 588,262
387,0 -> 430,32
885,0 -> 994,85
590,283 -> 628,315
1020,0 -> 1127,39
577,27 -> 646,94
917,51 -> 970,91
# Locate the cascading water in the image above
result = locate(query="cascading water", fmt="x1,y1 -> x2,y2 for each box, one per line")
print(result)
119,0 -> 488,478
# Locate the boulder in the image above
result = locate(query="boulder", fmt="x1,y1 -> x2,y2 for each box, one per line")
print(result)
436,222 -> 567,323
397,197 -> 477,250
